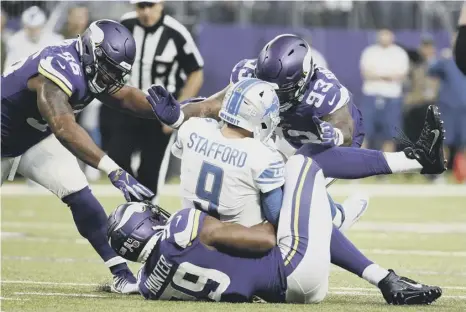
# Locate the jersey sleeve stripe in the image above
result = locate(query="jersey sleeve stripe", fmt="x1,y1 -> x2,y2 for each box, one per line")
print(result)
330,86 -> 349,114
256,179 -> 284,184
189,209 -> 202,244
38,62 -> 73,97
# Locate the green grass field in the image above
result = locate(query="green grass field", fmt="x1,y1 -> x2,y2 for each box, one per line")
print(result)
1,183 -> 466,312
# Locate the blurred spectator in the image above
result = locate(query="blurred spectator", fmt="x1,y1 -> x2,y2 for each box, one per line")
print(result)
4,6 -> 63,69
428,33 -> 466,177
60,5 -> 90,39
1,9 -> 8,72
359,29 -> 409,151
403,35 -> 439,142
100,0 -> 204,201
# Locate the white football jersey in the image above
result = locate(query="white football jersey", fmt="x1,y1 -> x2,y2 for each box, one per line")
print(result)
172,117 -> 285,227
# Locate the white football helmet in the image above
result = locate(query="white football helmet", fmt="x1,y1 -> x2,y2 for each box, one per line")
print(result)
219,78 -> 281,143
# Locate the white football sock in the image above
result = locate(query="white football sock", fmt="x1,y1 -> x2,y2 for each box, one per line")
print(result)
362,264 -> 390,286
384,152 -> 422,173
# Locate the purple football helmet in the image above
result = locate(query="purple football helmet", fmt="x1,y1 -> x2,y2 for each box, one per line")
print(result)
79,19 -> 136,95
107,202 -> 170,263
255,34 -> 315,107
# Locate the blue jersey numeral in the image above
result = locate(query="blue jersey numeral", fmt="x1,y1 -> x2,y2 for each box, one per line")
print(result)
195,162 -> 223,218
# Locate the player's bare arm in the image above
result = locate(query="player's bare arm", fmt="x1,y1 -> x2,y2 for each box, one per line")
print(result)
30,75 -> 105,168
97,85 -> 158,119
322,104 -> 354,147
200,215 -> 276,256
181,85 -> 228,121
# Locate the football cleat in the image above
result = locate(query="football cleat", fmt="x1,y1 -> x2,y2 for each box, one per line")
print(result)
338,193 -> 369,232
111,270 -> 140,294
402,105 -> 446,174
378,270 -> 442,305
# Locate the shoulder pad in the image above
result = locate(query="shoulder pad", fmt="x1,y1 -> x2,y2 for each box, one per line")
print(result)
230,59 -> 257,84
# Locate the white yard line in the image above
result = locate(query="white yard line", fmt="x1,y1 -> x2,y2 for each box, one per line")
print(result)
5,289 -> 466,301
14,292 -> 108,298
328,291 -> 466,300
4,280 -> 465,292
2,280 -> 99,287
2,183 -> 466,197
360,249 -> 466,257
0,297 -> 30,301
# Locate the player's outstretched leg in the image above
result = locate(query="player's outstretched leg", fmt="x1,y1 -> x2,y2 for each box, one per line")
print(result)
16,135 -> 139,294
296,105 -> 446,179
331,226 -> 442,305
277,155 -> 333,304
62,188 -> 138,294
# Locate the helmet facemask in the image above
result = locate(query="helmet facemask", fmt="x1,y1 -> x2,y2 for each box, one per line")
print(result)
87,46 -> 131,95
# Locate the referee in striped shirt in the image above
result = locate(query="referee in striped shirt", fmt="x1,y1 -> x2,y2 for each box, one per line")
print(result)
100,0 -> 204,199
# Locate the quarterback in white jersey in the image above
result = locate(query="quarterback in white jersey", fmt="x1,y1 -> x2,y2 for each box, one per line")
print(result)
172,78 -> 284,227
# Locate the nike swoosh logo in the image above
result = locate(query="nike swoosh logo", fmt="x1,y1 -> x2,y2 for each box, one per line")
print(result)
26,118 -> 48,132
402,280 -> 423,289
57,60 -> 66,70
328,94 -> 337,106
429,129 -> 440,153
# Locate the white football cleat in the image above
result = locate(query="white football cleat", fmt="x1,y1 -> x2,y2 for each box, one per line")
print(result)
338,192 -> 369,232
111,273 -> 140,294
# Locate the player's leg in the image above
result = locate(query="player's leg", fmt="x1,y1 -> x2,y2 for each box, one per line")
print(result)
277,155 -> 332,303
1,157 -> 15,184
331,223 -> 442,305
16,135 -> 138,293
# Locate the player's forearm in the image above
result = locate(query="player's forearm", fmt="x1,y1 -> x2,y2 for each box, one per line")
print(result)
208,222 -> 276,255
53,120 -> 106,169
181,86 -> 227,122
105,86 -> 158,119
177,70 -> 204,102
323,105 -> 354,147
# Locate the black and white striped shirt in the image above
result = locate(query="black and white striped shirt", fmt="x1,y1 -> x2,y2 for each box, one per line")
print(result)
121,12 -> 204,98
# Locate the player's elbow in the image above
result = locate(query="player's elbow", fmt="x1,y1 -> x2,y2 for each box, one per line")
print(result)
261,235 -> 276,251
49,116 -> 77,141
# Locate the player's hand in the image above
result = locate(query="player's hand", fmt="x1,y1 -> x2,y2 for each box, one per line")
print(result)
147,85 -> 184,128
108,168 -> 154,202
312,116 -> 343,147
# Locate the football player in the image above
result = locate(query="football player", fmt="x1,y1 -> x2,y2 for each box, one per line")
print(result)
161,77 -> 442,304
1,20 -> 167,293
107,155 -> 442,304
172,78 -> 284,227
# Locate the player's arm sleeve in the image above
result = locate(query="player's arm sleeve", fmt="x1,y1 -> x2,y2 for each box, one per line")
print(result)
254,153 -> 285,193
260,187 -> 283,226
37,53 -> 80,97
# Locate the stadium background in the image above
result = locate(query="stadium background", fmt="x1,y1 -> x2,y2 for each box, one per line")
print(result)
1,1 -> 466,311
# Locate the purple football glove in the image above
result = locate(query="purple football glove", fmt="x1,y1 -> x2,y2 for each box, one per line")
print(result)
147,85 -> 184,128
312,116 -> 343,147
108,168 -> 154,202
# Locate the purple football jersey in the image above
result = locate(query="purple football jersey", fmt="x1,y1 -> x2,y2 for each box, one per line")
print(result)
138,208 -> 287,303
1,39 -> 94,157
230,59 -> 365,148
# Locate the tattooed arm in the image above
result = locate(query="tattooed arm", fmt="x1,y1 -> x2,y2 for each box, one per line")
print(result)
29,75 -> 106,168
180,86 -> 228,122
321,104 -> 354,147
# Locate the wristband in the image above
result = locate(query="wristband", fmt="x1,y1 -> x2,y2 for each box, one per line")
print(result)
170,110 -> 185,129
334,128 -> 344,146
97,155 -> 120,174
